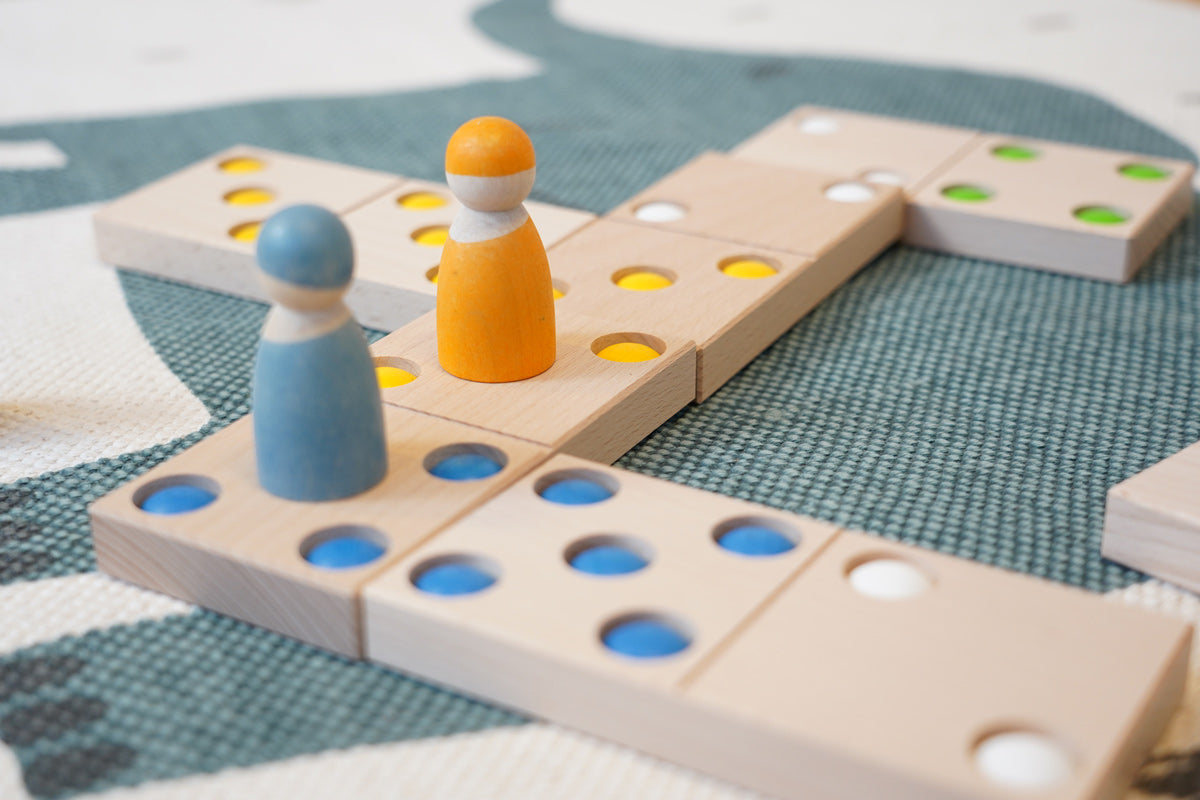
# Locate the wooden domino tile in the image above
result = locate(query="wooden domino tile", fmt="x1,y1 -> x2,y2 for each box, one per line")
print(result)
1104,440 -> 1200,593
343,177 -> 595,317
93,145 -> 412,326
371,311 -> 697,464
905,135 -> 1194,282
733,105 -> 981,195
549,220 -> 833,401
91,405 -> 550,657
361,456 -> 1190,800
606,152 -> 905,276
361,453 -> 841,733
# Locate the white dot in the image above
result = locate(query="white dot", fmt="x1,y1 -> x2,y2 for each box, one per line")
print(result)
825,182 -> 876,203
975,732 -> 1074,790
848,559 -> 931,600
634,201 -> 686,223
860,169 -> 907,187
796,115 -> 840,135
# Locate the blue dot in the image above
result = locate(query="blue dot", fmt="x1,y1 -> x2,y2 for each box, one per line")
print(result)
540,478 -> 614,505
603,617 -> 691,658
414,562 -> 496,596
305,536 -> 386,569
570,545 -> 648,576
429,453 -> 504,481
139,485 -> 216,515
717,525 -> 795,556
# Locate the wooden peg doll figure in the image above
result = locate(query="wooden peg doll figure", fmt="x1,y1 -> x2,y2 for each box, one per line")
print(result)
437,116 -> 556,383
253,205 -> 388,501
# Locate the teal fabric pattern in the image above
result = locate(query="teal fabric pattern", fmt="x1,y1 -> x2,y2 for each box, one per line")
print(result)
0,0 -> 1197,795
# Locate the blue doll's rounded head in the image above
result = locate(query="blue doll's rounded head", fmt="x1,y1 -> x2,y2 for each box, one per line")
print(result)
256,205 -> 353,289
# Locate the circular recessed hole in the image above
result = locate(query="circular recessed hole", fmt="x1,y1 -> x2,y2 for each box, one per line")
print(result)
426,266 -> 440,285
535,468 -> 619,506
858,168 -> 907,186
591,332 -> 665,363
973,729 -> 1075,791
601,612 -> 693,659
796,115 -> 840,135
991,144 -> 1040,162
941,184 -> 994,203
612,266 -> 676,292
846,555 -> 933,600
301,525 -> 388,570
223,187 -> 274,206
133,475 -> 220,515
552,278 -> 567,300
228,220 -> 262,243
218,156 -> 265,174
410,553 -> 500,596
713,516 -> 799,557
1073,205 -> 1131,226
411,225 -> 449,247
565,534 -> 653,576
824,181 -> 876,203
633,201 -> 687,223
1119,162 -> 1171,181
397,191 -> 449,210
718,255 -> 779,280
373,356 -> 419,389
424,442 -> 508,482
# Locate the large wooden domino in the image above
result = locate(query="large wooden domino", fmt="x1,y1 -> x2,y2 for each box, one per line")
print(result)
362,455 -> 1191,800
343,176 -> 594,316
549,220 -> 826,401
1103,440 -> 1200,593
90,405 -> 550,657
606,152 -> 905,274
905,135 -> 1194,282
733,105 -> 981,195
371,311 -> 697,464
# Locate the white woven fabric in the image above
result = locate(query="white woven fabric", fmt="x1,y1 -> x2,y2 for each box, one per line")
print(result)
0,205 -> 210,483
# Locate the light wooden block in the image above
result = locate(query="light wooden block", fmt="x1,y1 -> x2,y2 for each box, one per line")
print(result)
92,145 -> 431,329
606,153 -> 905,274
361,455 -> 1190,800
90,405 -> 549,657
344,177 -> 596,310
549,220 -> 835,401
906,135 -> 1194,282
1104,440 -> 1200,592
371,312 -> 697,464
362,453 -> 840,724
733,105 -> 980,195
684,531 -> 1191,800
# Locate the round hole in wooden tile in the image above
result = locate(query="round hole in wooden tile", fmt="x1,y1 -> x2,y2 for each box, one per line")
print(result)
941,184 -> 994,203
713,516 -> 798,557
373,356 -> 419,388
218,156 -> 265,174
1119,163 -> 1171,181
991,144 -> 1041,162
535,468 -> 619,506
301,525 -> 388,570
718,255 -> 779,279
411,553 -> 500,596
228,220 -> 262,242
972,728 -> 1076,791
396,191 -> 449,210
591,332 -> 665,363
133,474 -> 220,515
612,266 -> 676,292
424,443 -> 507,482
845,555 -> 934,600
633,201 -> 686,223
796,115 -> 840,135
552,278 -> 567,300
411,225 -> 449,246
1073,205 -> 1131,226
825,181 -> 876,203
565,534 -> 654,576
601,611 -> 693,659
223,187 -> 274,206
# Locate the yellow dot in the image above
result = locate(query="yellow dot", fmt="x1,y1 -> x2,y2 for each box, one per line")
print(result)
412,226 -> 449,247
229,221 -> 261,242
376,366 -> 417,388
552,287 -> 564,300
721,259 -> 777,279
615,270 -> 673,291
218,156 -> 265,174
596,342 -> 661,363
224,187 -> 274,206
397,191 -> 449,210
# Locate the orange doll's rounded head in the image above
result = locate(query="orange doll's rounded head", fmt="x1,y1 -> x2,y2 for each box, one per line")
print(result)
445,116 -> 536,212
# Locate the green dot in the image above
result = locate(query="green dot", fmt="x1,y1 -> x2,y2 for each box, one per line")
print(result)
992,145 -> 1039,161
1074,206 -> 1129,225
942,184 -> 993,203
1119,163 -> 1170,181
